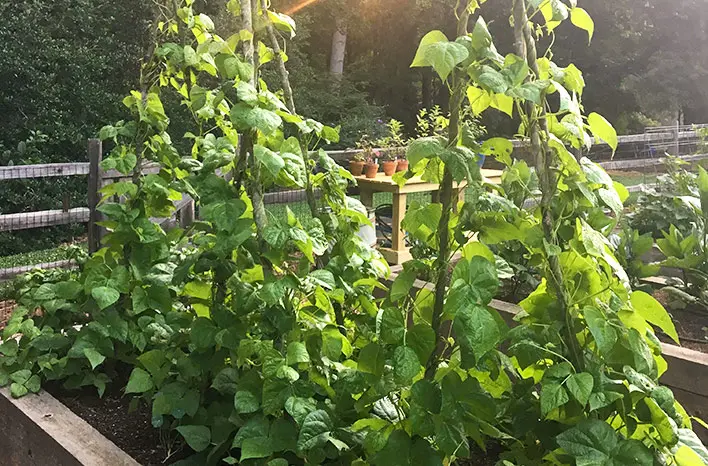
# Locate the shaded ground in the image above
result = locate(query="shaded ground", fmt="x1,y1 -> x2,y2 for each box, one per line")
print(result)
47,382 -> 187,466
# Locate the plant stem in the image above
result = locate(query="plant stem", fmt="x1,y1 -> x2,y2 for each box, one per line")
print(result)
259,0 -> 318,218
425,0 -> 471,378
512,0 -> 583,370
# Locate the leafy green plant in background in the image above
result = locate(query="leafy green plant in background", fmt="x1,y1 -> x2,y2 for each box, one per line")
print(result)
630,156 -> 703,238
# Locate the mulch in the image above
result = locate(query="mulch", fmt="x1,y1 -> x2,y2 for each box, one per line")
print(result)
0,300 -> 16,329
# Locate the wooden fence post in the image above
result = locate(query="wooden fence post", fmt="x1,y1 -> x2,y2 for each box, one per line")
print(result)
87,139 -> 103,253
179,198 -> 195,229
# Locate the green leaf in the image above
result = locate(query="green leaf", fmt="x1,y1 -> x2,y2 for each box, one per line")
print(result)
480,138 -> 513,166
176,425 -> 211,452
406,137 -> 445,168
285,397 -> 317,426
630,290 -> 679,344
411,30 -> 448,67
584,306 -> 618,355
566,372 -> 594,406
393,346 -> 421,385
10,383 -> 28,398
411,32 -> 468,81
588,112 -> 618,152
91,286 -> 120,310
570,7 -> 595,42
645,397 -> 679,445
83,348 -> 106,370
358,343 -> 385,376
507,80 -> 550,105
235,390 -> 260,414
467,86 -> 492,116
406,323 -> 436,365
286,341 -> 310,365
297,410 -> 333,451
557,420 -> 653,466
677,428 -> 708,464
230,103 -> 282,135
125,367 -> 154,394
541,382 -> 569,415
390,270 -> 416,302
453,304 -> 501,364
254,144 -> 285,178
379,307 -> 406,345
241,437 -> 274,461
446,257 -> 500,313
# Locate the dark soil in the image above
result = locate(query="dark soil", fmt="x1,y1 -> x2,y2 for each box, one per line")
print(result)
46,382 -> 186,465
653,290 -> 708,353
455,442 -> 503,465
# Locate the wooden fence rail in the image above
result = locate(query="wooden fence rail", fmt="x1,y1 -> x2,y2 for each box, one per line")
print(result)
0,127 -> 704,280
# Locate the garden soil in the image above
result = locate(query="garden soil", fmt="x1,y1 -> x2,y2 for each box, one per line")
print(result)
47,383 -> 187,466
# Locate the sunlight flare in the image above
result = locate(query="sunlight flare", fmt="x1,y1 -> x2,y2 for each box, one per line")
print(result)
285,0 -> 321,15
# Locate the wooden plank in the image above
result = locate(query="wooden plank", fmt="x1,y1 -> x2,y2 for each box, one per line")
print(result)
101,162 -> 161,180
0,163 -> 89,181
87,139 -> 103,253
0,260 -> 76,281
391,193 -> 407,253
0,208 -> 90,232
0,387 -> 140,466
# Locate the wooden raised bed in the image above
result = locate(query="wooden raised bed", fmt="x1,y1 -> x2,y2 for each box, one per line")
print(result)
0,387 -> 138,466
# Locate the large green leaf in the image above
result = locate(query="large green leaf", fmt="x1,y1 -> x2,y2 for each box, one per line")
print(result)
630,290 -> 679,344
453,304 -> 501,364
297,410 -> 333,451
126,367 -> 154,394
446,256 -> 500,314
254,144 -> 285,178
412,35 -> 469,81
91,286 -> 120,310
584,306 -> 618,355
393,346 -> 421,385
406,324 -> 436,365
557,420 -> 653,466
588,112 -> 618,152
570,7 -> 595,42
541,382 -> 569,415
176,425 -> 211,452
566,372 -> 594,406
480,138 -> 514,166
390,270 -> 416,302
406,137 -> 445,168
230,103 -> 282,135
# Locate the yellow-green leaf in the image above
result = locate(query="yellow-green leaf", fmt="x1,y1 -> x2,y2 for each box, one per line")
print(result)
571,7 -> 595,42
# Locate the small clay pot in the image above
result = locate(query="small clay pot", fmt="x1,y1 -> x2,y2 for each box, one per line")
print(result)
396,159 -> 409,172
364,163 -> 379,178
349,160 -> 365,176
382,160 -> 398,176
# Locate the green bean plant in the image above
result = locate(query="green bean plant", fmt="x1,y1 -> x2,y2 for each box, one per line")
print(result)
1,0 -> 707,465
387,0 -> 708,464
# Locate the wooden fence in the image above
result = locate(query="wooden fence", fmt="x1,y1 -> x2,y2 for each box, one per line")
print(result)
0,126 -> 706,280
0,139 -> 195,280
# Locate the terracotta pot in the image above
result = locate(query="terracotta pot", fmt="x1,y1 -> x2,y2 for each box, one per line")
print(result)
396,159 -> 409,172
349,160 -> 365,176
382,160 -> 398,176
364,163 -> 379,178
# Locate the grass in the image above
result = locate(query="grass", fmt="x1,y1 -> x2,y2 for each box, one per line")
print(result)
607,170 -> 659,187
0,243 -> 87,270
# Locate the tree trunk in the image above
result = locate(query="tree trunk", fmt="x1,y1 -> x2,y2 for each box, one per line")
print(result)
329,15 -> 347,77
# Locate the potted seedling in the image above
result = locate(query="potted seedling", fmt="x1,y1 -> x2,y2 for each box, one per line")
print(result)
380,150 -> 398,175
348,151 -> 366,176
364,150 -> 380,178
396,148 -> 409,172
